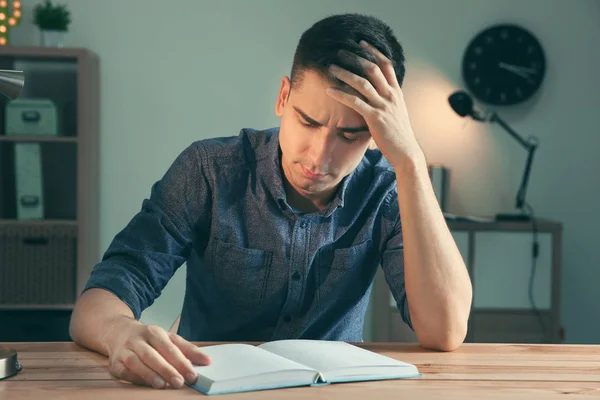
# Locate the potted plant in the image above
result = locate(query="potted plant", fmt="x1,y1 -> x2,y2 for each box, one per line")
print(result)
33,0 -> 71,47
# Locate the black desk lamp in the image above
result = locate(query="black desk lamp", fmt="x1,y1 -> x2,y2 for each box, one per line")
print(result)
0,68 -> 25,381
448,90 -> 538,221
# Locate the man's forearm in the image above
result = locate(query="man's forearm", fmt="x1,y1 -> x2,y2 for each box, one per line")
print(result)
70,288 -> 141,356
395,156 -> 473,352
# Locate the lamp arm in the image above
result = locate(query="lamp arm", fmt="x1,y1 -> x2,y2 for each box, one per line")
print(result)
489,112 -> 532,150
515,144 -> 537,210
488,112 -> 539,212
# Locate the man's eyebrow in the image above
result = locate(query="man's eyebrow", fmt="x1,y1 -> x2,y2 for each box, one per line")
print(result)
338,125 -> 370,134
293,106 -> 369,134
294,106 -> 323,126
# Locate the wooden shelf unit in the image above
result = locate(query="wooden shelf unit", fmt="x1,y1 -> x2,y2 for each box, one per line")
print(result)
0,47 -> 99,341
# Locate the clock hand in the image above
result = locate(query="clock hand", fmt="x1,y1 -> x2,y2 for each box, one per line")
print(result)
498,63 -> 535,84
498,62 -> 538,74
498,63 -> 529,77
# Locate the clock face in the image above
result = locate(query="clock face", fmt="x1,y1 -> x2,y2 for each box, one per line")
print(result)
462,24 -> 546,106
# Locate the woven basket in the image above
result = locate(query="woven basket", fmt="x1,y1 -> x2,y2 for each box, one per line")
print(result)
0,224 -> 77,304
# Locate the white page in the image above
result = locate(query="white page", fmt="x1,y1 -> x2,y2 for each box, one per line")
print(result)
193,343 -> 316,383
259,340 -> 416,375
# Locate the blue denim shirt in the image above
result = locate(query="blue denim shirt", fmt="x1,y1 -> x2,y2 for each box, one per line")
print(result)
83,128 -> 411,342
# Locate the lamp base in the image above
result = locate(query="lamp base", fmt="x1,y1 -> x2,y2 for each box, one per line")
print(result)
0,347 -> 21,380
495,212 -> 532,222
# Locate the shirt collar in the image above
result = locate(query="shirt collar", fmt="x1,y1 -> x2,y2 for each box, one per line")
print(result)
260,128 -> 355,218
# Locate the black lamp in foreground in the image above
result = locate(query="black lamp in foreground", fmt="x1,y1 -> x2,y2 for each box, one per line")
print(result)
0,68 -> 24,381
0,69 -> 24,100
448,90 -> 538,222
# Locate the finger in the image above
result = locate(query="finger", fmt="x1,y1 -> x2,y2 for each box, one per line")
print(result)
326,87 -> 374,117
118,368 -> 150,387
359,41 -> 399,88
169,332 -> 212,366
119,352 -> 169,389
167,333 -> 211,385
131,340 -> 186,389
337,49 -> 393,100
329,64 -> 385,108
146,327 -> 199,385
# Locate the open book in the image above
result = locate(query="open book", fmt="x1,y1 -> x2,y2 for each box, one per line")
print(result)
189,339 -> 420,395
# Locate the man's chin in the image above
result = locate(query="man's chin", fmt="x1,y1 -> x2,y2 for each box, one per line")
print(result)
296,183 -> 320,194
293,179 -> 326,195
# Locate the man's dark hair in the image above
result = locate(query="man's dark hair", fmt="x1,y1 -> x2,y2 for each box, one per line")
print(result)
290,13 -> 406,91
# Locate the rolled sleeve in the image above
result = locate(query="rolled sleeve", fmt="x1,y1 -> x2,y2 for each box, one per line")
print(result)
380,191 -> 412,330
83,142 -> 212,319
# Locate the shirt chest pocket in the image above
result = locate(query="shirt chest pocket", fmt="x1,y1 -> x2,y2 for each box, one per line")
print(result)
316,240 -> 373,309
211,239 -> 273,311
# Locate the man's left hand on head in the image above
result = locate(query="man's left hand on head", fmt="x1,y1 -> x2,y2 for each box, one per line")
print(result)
325,41 -> 425,170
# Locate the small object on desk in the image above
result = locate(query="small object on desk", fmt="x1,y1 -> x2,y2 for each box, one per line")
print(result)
0,347 -> 21,380
443,212 -> 495,223
189,339 -> 420,395
495,212 -> 534,222
428,164 -> 449,212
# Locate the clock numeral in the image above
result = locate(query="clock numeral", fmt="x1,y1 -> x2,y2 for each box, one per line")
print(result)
500,92 -> 507,102
501,30 -> 508,39
474,46 -> 483,55
485,87 -> 491,98
473,77 -> 480,85
470,62 -> 477,70
485,36 -> 493,44
527,46 -> 535,54
516,88 -> 523,98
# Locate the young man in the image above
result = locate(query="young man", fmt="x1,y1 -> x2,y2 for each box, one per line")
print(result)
70,13 -> 472,390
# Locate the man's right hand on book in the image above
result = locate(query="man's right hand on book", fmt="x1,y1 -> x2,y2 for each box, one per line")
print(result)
103,316 -> 211,389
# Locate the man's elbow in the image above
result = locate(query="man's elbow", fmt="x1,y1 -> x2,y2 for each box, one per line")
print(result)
420,331 -> 465,352
416,320 -> 468,352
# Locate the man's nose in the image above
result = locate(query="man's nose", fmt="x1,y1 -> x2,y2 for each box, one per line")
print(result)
308,132 -> 333,170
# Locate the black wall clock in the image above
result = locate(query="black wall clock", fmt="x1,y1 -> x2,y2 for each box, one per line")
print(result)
462,24 -> 546,106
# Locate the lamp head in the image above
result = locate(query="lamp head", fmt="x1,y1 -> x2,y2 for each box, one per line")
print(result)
448,90 -> 486,121
0,69 -> 24,100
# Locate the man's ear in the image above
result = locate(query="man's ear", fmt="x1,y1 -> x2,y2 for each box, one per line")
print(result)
368,138 -> 377,150
275,76 -> 291,117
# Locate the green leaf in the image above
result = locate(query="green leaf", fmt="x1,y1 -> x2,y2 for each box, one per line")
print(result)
33,0 -> 71,31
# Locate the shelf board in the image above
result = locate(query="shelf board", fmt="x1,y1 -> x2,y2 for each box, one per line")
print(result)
0,219 -> 78,226
0,46 -> 96,60
0,304 -> 74,310
0,135 -> 77,143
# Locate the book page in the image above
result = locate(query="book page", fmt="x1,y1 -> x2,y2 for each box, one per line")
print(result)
258,340 -> 419,380
192,343 -> 317,386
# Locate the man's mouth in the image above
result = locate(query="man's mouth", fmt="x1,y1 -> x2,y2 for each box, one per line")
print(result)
300,165 -> 326,179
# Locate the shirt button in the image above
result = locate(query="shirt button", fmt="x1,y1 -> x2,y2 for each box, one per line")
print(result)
283,315 -> 292,323
292,271 -> 301,281
300,221 -> 307,228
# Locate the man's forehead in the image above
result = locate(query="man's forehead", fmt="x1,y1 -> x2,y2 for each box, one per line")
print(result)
331,81 -> 368,103
295,68 -> 368,103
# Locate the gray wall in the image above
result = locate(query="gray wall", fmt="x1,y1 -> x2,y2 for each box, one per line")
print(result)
12,0 -> 600,343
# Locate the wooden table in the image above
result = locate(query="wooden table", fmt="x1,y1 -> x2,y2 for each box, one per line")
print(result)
1,342 -> 600,399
